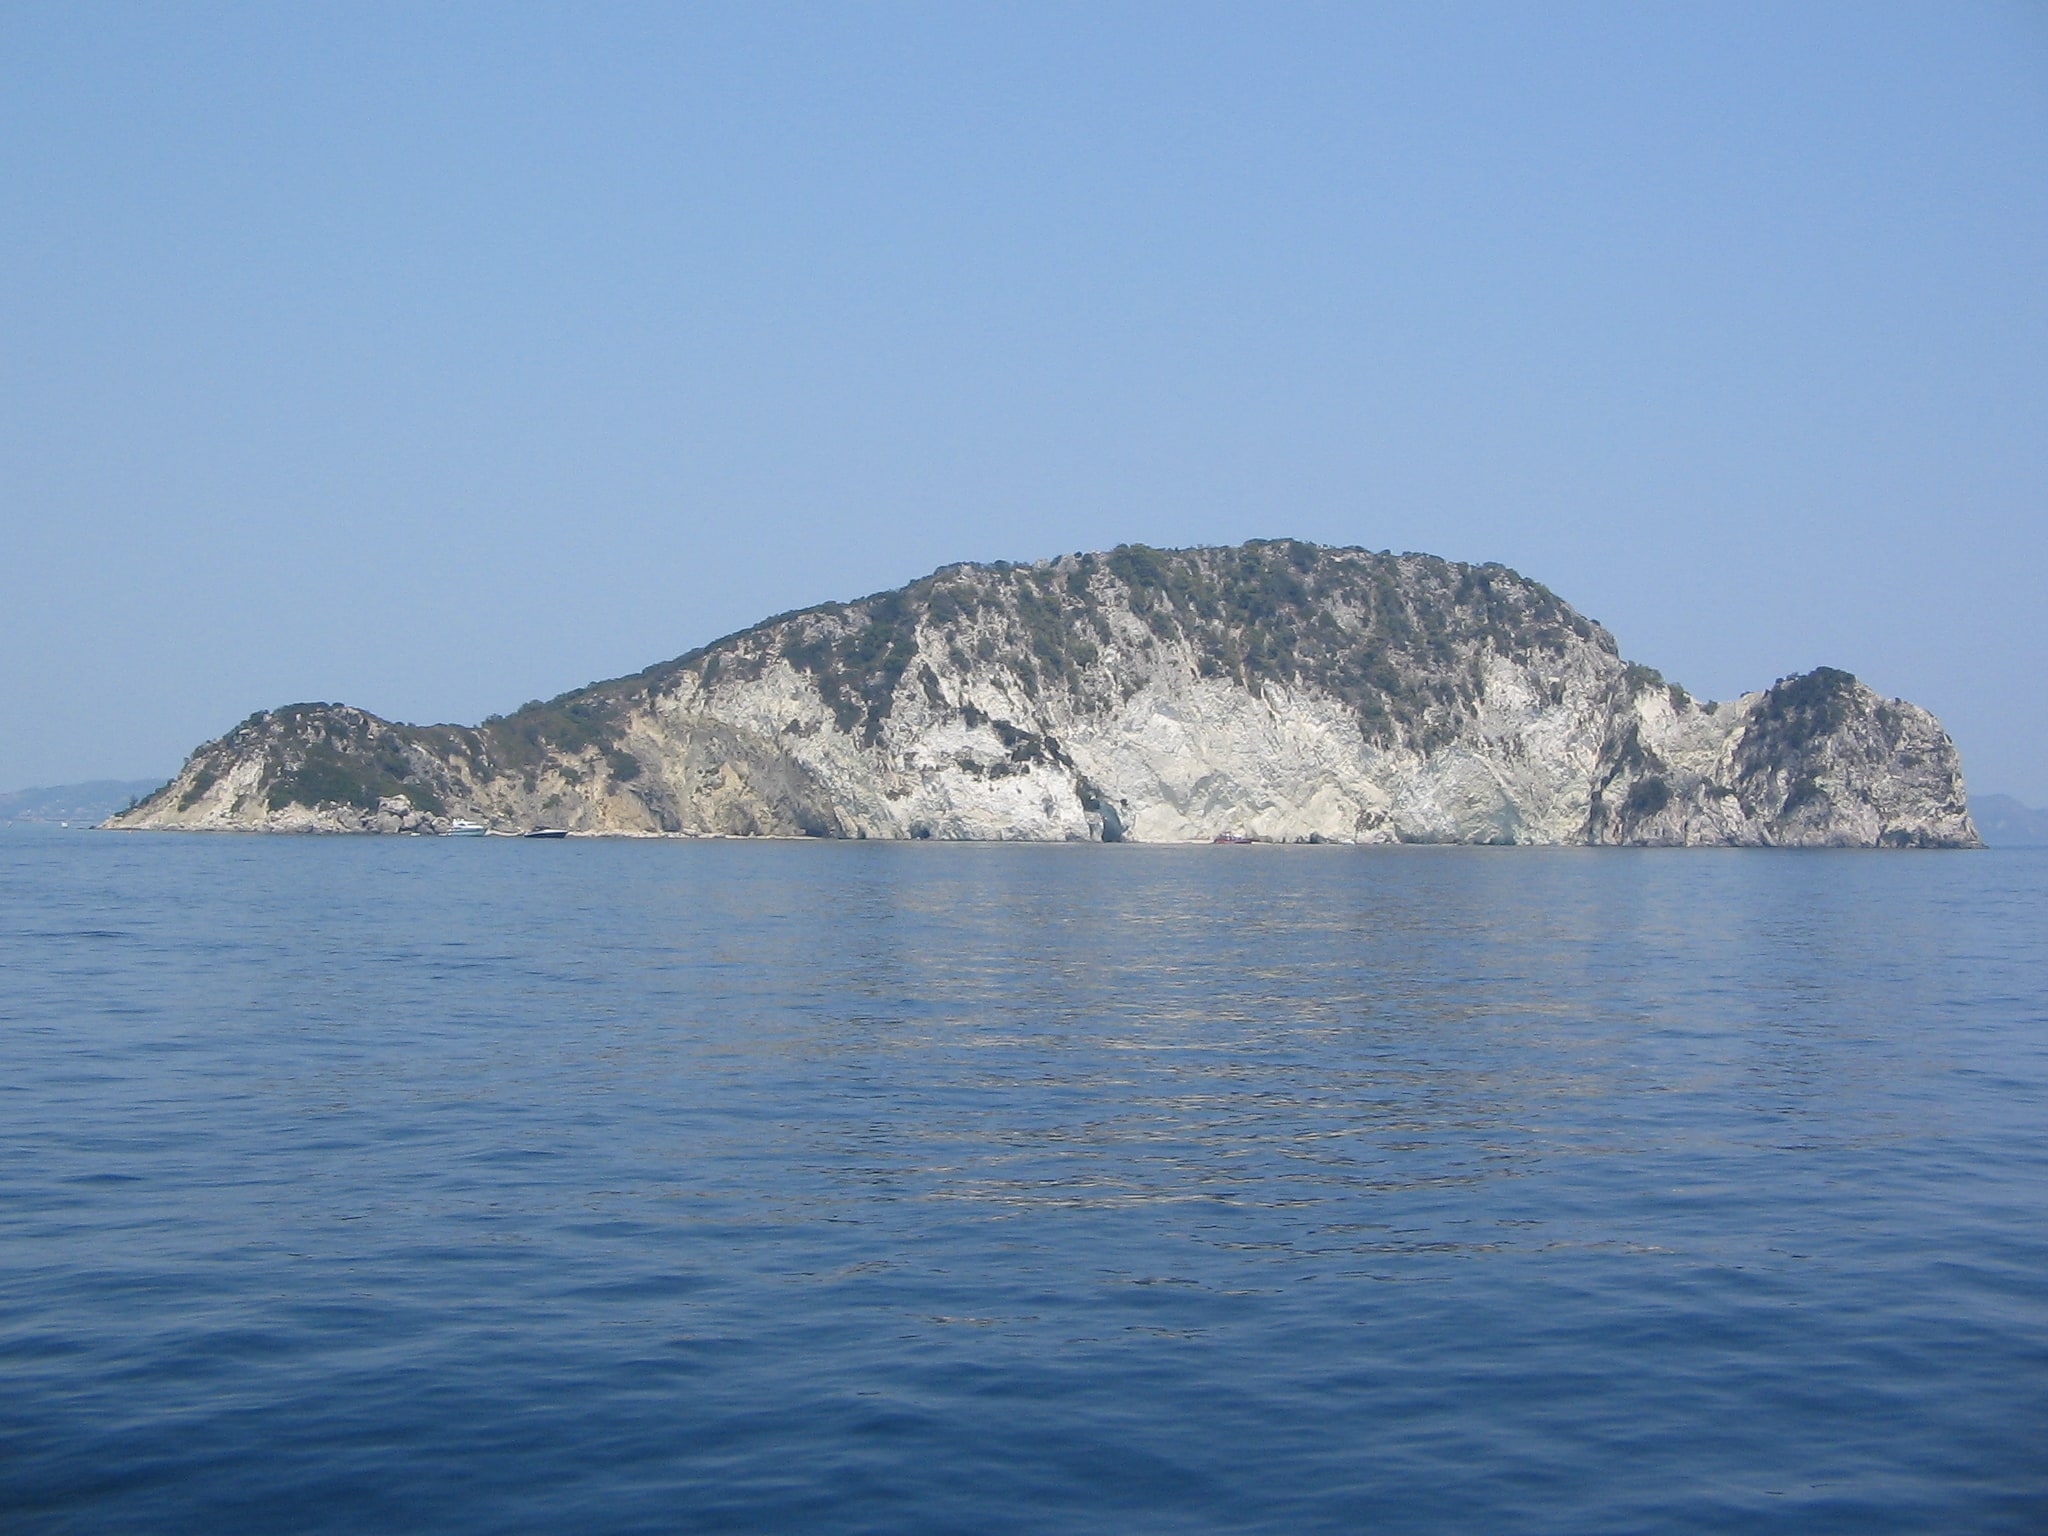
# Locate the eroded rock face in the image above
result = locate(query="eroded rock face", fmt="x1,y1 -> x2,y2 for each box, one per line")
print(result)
107,542 -> 1979,846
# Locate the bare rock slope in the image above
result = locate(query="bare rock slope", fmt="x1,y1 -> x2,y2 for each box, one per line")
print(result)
109,541 -> 1978,846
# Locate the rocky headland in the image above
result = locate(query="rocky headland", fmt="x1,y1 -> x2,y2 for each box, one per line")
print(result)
108,541 -> 1979,846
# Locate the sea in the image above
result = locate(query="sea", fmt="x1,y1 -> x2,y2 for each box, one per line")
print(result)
3,826 -> 2044,1534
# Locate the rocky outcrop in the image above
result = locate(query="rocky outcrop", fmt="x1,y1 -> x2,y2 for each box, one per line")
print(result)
107,541 -> 1979,846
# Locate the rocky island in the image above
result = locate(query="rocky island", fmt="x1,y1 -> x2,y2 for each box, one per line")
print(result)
109,541 -> 1978,846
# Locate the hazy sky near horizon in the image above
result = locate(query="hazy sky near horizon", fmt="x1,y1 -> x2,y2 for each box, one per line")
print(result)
5,3 -> 2046,800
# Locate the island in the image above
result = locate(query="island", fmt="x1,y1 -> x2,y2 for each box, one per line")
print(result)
109,541 -> 1978,846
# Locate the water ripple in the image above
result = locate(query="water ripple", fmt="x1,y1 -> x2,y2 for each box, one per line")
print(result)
2,832 -> 2045,1533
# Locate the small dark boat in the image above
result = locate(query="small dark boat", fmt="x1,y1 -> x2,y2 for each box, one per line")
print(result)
522,828 -> 569,839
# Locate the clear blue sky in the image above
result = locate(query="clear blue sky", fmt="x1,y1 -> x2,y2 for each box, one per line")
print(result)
6,2 -> 2045,801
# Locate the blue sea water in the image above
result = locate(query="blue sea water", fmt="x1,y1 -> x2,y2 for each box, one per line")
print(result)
2,828 -> 2044,1534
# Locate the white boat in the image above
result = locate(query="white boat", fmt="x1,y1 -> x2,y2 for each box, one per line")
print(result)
447,819 -> 488,837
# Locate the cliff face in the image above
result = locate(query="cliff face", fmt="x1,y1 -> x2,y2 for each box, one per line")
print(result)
108,541 -> 1979,846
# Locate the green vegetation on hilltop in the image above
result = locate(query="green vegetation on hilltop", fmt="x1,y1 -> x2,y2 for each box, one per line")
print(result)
759,540 -> 1608,750
251,705 -> 447,814
1732,668 -> 1876,802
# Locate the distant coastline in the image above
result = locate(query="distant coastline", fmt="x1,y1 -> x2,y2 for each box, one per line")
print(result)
1,780 -> 165,826
1970,793 -> 2048,847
